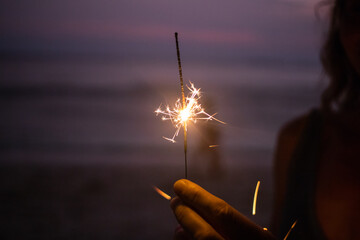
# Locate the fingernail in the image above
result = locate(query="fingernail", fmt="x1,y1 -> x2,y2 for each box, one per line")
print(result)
175,225 -> 192,240
175,224 -> 184,234
175,224 -> 183,233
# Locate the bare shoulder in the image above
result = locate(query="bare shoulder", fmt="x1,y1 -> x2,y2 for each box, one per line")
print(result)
280,115 -> 308,135
277,113 -> 309,152
271,112 -> 312,234
274,112 -> 311,181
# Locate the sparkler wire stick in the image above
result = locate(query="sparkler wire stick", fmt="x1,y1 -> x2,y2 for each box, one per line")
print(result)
175,32 -> 188,179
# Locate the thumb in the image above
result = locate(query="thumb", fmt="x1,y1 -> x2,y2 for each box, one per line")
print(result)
174,179 -> 275,240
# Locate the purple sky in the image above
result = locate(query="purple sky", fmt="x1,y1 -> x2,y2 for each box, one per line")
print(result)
0,0 -> 323,61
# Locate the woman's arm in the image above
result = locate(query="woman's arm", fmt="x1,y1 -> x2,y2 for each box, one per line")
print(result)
271,114 -> 308,235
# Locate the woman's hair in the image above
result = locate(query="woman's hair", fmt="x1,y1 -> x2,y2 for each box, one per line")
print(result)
320,0 -> 360,111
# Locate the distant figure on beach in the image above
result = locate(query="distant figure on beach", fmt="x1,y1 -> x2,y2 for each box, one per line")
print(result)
192,97 -> 224,179
170,0 -> 360,239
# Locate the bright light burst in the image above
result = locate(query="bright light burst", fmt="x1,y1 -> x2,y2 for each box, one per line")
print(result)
155,82 -> 225,143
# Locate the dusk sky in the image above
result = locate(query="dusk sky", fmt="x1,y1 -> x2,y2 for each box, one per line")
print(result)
0,3 -> 327,236
1,0 -> 324,62
0,0 -> 326,152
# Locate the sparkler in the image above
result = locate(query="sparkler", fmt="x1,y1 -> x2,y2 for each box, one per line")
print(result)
155,32 -> 224,179
176,32 -> 188,179
152,34 -> 297,240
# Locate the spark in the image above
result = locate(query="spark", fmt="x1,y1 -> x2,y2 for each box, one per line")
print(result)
153,186 -> 172,200
209,145 -> 219,148
283,220 -> 297,240
252,180 -> 261,215
155,82 -> 225,143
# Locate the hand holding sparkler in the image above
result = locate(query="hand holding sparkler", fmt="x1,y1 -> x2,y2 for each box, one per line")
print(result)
170,179 -> 276,240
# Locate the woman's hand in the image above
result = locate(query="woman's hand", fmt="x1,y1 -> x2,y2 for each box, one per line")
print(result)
170,179 -> 275,240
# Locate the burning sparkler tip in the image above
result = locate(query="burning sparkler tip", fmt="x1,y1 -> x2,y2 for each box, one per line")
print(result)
155,81 -> 225,143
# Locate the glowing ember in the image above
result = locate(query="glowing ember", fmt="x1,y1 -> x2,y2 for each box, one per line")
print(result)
155,82 -> 225,143
153,186 -> 171,200
209,145 -> 219,148
263,228 -> 268,231
283,220 -> 297,240
252,180 -> 261,215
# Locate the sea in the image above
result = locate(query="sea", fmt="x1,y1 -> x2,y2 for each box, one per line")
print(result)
0,56 -> 323,239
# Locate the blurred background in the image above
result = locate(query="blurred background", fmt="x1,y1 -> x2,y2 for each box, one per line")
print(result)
0,0 -> 326,239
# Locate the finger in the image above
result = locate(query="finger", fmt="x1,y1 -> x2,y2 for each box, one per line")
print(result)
174,179 -> 274,240
171,197 -> 224,240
